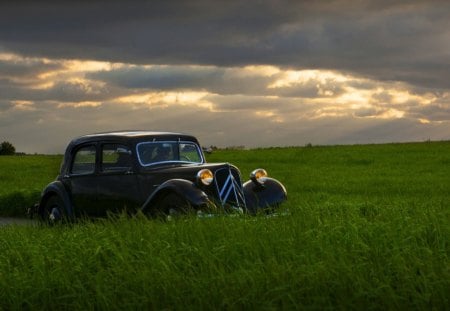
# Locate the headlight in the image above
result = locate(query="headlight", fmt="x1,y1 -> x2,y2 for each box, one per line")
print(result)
250,168 -> 268,185
197,169 -> 214,186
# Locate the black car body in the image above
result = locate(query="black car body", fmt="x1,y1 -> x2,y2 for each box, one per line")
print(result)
38,131 -> 287,221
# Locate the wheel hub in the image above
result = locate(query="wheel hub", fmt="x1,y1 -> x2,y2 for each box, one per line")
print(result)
49,207 -> 61,221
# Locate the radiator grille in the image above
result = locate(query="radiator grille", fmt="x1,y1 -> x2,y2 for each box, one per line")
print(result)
214,167 -> 246,208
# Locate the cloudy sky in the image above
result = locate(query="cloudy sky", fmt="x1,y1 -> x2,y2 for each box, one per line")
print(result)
1,0 -> 449,153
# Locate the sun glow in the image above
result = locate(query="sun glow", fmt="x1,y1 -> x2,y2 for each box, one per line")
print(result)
242,65 -> 280,76
255,110 -> 284,123
0,52 -> 52,64
268,69 -> 349,89
36,60 -> 111,85
57,101 -> 102,108
12,100 -> 35,111
115,91 -> 213,110
381,108 -> 405,119
388,89 -> 434,106
337,87 -> 373,105
64,60 -> 112,72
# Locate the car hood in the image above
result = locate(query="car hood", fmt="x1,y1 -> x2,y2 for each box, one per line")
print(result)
140,162 -> 242,182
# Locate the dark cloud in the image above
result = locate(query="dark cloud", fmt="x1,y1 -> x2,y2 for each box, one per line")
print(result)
273,79 -> 346,98
0,100 -> 13,111
88,65 -> 350,99
44,80 -> 114,102
0,77 -> 116,103
206,94 -> 297,112
410,105 -> 450,122
406,94 -> 450,122
88,65 -> 277,96
1,1 -> 449,90
89,66 -> 225,90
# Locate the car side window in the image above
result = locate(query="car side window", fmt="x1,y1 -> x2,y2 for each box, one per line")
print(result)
101,144 -> 132,172
71,145 -> 96,175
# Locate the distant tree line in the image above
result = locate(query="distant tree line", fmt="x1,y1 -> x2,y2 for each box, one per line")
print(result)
202,145 -> 246,152
0,141 -> 16,155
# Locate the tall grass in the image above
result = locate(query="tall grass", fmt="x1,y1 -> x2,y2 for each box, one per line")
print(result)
0,142 -> 449,309
0,205 -> 448,310
0,155 -> 61,216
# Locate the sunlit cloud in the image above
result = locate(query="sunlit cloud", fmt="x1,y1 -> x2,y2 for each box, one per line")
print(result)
0,52 -> 21,61
1,50 -> 450,153
57,101 -> 102,108
0,52 -> 443,119
64,60 -> 112,72
254,110 -> 284,123
115,91 -> 212,110
242,65 -> 280,77
11,100 -> 35,111
35,61 -> 111,91
268,69 -> 349,89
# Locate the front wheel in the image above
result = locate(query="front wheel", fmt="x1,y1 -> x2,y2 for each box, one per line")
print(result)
156,192 -> 191,218
39,195 -> 67,224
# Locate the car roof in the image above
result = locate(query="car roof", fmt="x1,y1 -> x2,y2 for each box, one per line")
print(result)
82,131 -> 186,138
68,131 -> 199,147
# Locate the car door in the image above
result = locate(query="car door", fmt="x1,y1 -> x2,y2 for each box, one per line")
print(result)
63,144 -> 99,216
94,143 -> 141,215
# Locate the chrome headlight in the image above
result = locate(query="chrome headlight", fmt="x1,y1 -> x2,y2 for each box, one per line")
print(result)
250,168 -> 268,185
197,169 -> 214,186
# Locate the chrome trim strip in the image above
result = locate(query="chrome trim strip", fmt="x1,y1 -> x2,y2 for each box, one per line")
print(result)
220,175 -> 234,203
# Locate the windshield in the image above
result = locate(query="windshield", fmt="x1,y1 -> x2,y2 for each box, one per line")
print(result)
136,141 -> 204,166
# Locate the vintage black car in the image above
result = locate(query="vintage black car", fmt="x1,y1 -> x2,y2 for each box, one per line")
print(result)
38,131 -> 287,222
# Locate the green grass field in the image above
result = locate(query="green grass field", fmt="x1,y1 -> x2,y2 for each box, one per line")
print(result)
0,155 -> 61,217
0,142 -> 449,309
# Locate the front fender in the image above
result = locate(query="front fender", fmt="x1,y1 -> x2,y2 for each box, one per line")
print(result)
141,179 -> 209,213
39,181 -> 74,217
243,177 -> 287,214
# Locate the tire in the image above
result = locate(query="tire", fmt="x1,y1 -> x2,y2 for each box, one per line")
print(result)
156,192 -> 190,217
39,195 -> 67,224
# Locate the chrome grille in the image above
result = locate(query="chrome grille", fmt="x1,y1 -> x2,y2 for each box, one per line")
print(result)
214,167 -> 246,208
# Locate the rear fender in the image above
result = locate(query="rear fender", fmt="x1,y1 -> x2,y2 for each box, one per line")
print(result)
243,177 -> 287,214
141,179 -> 209,213
39,181 -> 74,217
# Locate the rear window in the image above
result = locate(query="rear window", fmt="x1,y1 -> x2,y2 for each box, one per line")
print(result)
71,145 -> 96,174
101,144 -> 132,172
